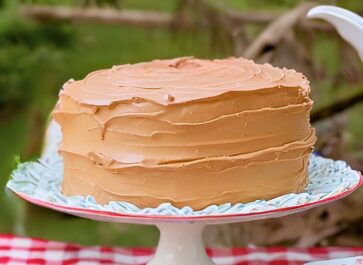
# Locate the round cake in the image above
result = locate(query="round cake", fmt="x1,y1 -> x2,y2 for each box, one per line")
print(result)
53,57 -> 316,210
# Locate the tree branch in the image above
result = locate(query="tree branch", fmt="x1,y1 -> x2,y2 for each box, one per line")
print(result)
243,2 -> 317,60
19,4 -> 173,27
311,88 -> 363,122
20,3 -> 333,32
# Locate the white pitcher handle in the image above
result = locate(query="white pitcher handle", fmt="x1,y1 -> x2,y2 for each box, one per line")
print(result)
307,5 -> 363,62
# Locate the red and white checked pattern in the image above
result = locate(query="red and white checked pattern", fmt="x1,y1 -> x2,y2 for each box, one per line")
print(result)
1,234 -> 363,265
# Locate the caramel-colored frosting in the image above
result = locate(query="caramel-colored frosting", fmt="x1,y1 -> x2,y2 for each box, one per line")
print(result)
53,57 -> 316,210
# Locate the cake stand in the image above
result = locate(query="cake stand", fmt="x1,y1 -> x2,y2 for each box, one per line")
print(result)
10,181 -> 363,265
11,183 -> 361,265
7,121 -> 363,265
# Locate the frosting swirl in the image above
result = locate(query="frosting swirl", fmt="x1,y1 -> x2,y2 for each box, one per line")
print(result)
62,57 -> 309,106
54,57 -> 315,210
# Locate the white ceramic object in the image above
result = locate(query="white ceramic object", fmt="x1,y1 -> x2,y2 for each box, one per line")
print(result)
148,224 -> 215,265
307,5 -> 363,61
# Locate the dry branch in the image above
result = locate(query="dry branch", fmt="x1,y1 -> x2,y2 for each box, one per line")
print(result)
311,88 -> 363,122
20,5 -> 173,27
20,3 -> 332,31
243,2 -> 317,60
224,9 -> 281,24
198,0 -> 331,30
206,187 -> 363,247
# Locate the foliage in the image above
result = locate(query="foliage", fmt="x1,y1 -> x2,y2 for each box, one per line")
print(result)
0,5 -> 74,114
0,0 -> 226,246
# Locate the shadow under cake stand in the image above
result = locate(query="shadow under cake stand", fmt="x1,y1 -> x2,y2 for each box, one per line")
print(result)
7,121 -> 363,265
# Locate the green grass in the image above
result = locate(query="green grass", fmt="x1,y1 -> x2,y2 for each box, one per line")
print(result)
21,204 -> 159,246
0,111 -> 30,232
63,26 -> 215,76
122,0 -> 176,11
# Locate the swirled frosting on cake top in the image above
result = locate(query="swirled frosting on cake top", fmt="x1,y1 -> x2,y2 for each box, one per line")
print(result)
62,57 -> 310,106
54,57 -> 315,210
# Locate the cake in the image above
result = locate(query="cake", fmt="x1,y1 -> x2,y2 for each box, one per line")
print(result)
53,57 -> 316,210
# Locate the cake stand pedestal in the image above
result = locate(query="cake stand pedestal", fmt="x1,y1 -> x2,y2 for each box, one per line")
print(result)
149,223 -> 213,265
12,179 -> 362,265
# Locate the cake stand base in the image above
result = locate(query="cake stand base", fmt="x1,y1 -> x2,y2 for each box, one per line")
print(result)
148,223 -> 215,265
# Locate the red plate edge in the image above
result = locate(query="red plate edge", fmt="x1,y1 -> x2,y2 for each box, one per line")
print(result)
12,173 -> 363,221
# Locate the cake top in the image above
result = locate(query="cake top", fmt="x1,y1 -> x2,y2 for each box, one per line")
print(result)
61,57 -> 309,106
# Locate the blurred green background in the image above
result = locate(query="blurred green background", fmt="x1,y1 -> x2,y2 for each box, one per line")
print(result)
1,0 -> 363,247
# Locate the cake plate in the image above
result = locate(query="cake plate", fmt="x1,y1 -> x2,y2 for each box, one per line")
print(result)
10,181 -> 362,265
7,121 -> 363,265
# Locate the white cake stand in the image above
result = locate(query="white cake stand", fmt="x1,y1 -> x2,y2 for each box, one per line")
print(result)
7,121 -> 363,265
10,177 -> 362,265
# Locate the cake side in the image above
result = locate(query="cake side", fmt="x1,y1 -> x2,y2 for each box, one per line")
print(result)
53,57 -> 316,210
